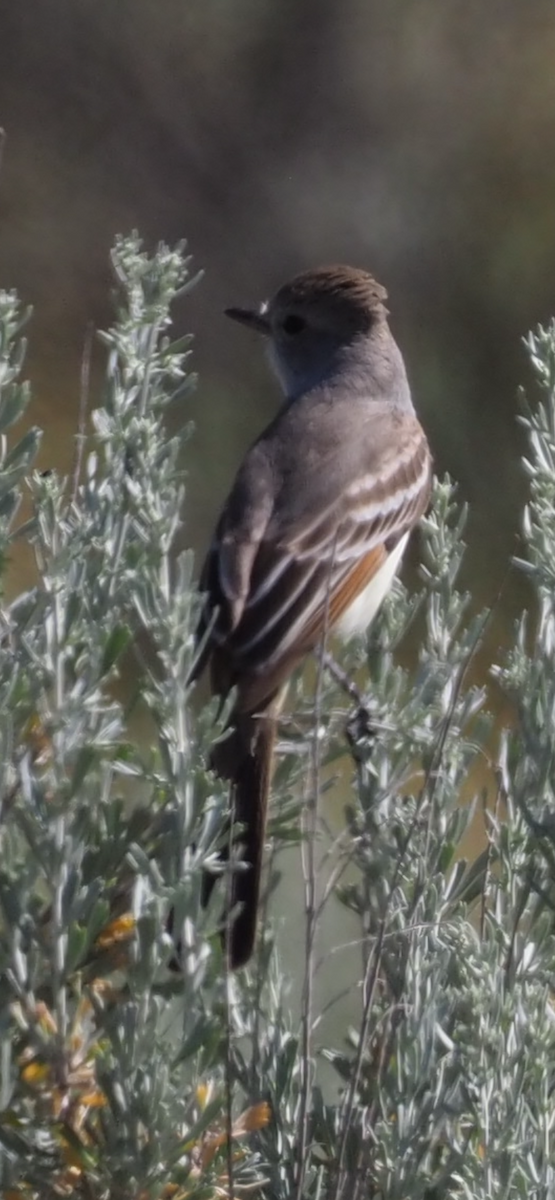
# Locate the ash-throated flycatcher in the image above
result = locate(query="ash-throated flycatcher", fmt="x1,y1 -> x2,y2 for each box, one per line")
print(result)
195,265 -> 432,968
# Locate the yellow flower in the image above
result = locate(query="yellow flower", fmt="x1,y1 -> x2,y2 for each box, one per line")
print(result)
196,1080 -> 216,1110
194,1098 -> 272,1170
95,913 -> 135,949
21,1059 -> 50,1085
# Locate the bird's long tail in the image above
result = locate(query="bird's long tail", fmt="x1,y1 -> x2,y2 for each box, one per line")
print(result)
208,710 -> 276,969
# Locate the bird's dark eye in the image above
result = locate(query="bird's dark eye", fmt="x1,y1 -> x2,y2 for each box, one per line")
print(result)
282,313 -> 306,335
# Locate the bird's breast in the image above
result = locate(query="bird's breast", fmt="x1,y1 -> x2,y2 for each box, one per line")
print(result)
335,532 -> 409,639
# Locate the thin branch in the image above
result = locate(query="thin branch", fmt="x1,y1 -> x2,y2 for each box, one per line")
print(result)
224,794 -> 236,1200
321,649 -> 365,706
72,321 -> 94,501
480,764 -> 502,941
295,537 -> 337,1200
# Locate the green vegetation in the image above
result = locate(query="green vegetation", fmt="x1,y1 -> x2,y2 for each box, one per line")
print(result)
0,237 -> 554,1199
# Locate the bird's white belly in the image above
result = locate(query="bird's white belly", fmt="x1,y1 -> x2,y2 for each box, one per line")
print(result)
335,532 -> 409,639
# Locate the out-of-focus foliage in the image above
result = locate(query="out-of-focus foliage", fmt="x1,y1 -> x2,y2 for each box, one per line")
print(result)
0,291 -> 41,577
0,1 -> 554,607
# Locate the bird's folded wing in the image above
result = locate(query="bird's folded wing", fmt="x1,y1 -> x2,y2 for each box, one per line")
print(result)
201,422 -> 431,686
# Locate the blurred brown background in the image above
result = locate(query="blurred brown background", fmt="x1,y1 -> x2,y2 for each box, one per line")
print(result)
2,0 -> 555,1046
2,0 -> 555,619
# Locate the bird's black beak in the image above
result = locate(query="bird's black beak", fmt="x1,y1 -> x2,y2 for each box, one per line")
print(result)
224,306 -> 271,335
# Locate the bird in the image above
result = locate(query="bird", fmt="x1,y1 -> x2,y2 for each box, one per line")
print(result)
194,264 -> 432,968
